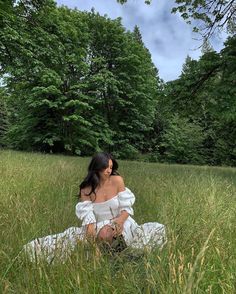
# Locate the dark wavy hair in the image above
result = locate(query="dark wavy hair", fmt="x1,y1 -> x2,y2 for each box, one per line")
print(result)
79,152 -> 119,199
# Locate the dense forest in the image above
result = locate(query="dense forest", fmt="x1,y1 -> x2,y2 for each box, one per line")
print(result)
0,0 -> 235,166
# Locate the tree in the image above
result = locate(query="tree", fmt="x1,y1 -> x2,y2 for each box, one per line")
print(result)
84,11 -> 160,158
0,88 -> 9,147
157,35 -> 236,165
172,0 -> 236,39
133,25 -> 144,45
201,38 -> 214,54
0,1 -> 161,158
160,115 -> 205,164
1,1 -> 93,154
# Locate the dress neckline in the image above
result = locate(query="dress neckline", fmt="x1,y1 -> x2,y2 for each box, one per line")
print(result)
92,188 -> 127,205
92,194 -> 119,205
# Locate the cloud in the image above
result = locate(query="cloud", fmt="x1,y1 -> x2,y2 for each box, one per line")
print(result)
56,0 -> 226,81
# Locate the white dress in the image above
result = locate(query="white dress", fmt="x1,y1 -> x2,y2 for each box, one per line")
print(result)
24,188 -> 166,263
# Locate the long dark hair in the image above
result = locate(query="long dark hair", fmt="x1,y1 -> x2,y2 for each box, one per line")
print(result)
79,152 -> 119,199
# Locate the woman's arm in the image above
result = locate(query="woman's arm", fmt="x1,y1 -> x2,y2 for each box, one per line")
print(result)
80,188 -> 97,239
86,223 -> 96,240
112,176 -> 129,235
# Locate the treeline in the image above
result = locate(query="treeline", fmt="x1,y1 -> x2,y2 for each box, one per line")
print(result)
151,37 -> 236,166
0,0 -> 235,166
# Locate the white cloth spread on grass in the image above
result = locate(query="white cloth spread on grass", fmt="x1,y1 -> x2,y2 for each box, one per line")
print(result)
24,188 -> 166,263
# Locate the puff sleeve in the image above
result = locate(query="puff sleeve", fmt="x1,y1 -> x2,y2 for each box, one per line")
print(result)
118,187 -> 135,216
75,201 -> 96,226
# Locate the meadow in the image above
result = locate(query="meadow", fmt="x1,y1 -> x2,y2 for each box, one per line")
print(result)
0,150 -> 236,293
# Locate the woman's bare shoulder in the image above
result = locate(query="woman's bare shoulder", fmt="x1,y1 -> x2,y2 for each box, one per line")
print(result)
110,175 -> 125,192
111,174 -> 124,182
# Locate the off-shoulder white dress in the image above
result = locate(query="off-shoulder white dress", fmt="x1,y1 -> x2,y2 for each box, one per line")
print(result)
24,188 -> 166,263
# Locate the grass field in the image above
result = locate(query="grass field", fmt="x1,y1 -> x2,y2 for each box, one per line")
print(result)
0,150 -> 236,293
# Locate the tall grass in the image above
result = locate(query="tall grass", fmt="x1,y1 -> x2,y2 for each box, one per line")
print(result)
0,150 -> 236,293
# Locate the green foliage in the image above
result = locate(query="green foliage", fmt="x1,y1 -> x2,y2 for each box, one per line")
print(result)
1,2 -> 94,153
160,115 -> 205,164
155,35 -> 236,166
0,1 -> 160,158
172,0 -> 236,39
0,88 -> 9,147
0,0 -> 235,165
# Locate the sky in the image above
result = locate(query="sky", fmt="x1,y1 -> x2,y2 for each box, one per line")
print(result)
56,0 -> 227,82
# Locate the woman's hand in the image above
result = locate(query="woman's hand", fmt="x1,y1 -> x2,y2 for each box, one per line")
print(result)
86,223 -> 96,241
112,217 -> 125,236
112,210 -> 129,236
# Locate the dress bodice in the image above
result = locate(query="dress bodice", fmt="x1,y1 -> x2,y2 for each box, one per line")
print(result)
93,195 -> 120,222
75,187 -> 135,225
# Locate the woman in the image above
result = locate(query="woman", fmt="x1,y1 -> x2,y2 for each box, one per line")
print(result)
24,152 -> 166,263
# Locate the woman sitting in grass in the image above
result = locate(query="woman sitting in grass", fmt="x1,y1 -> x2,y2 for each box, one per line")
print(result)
24,152 -> 166,263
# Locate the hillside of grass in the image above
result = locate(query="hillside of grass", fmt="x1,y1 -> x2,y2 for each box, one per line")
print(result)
0,150 -> 236,293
